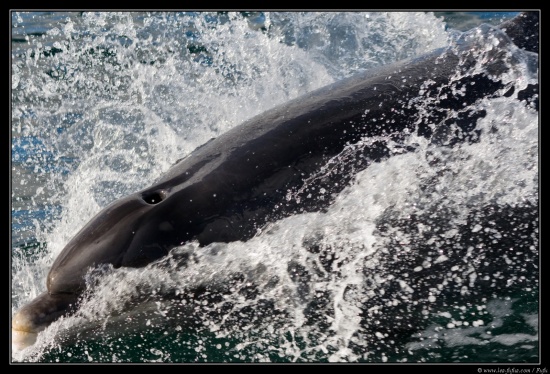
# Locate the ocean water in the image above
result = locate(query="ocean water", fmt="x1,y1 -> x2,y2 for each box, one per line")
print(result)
10,11 -> 539,363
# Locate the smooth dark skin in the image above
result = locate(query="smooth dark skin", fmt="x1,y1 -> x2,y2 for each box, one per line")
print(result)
12,12 -> 539,342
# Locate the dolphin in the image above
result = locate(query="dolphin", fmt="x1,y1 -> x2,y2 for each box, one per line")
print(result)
12,11 -> 539,350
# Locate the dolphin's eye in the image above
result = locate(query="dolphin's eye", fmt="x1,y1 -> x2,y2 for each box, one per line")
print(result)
142,190 -> 167,205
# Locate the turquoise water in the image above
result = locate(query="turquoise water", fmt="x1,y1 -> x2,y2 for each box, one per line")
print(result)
11,11 -> 539,363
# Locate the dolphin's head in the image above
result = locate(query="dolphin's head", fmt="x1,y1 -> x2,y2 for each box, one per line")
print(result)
12,187 -> 194,350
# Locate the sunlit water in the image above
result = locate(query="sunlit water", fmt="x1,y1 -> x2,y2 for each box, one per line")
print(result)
11,11 -> 538,363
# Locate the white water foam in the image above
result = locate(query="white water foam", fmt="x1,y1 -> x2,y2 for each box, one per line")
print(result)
11,12 -> 538,362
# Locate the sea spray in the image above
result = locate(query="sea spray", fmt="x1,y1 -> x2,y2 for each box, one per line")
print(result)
11,12 -> 537,362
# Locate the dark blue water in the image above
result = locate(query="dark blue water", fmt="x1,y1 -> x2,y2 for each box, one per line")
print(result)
11,11 -> 539,364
